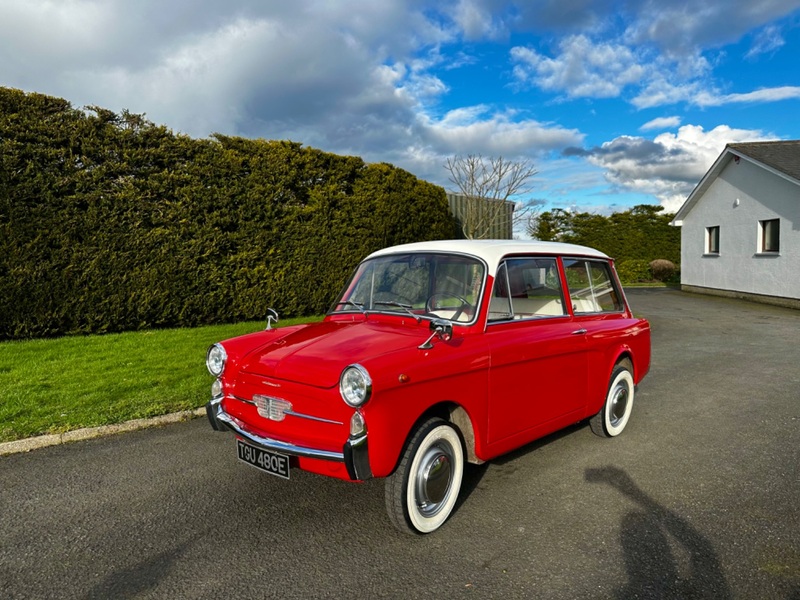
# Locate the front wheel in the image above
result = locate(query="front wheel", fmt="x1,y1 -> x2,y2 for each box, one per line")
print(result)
385,418 -> 464,534
590,361 -> 635,438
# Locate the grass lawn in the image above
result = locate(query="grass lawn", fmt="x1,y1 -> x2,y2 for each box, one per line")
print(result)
0,317 -> 322,443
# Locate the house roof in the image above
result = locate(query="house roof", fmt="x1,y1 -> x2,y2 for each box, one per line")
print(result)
728,141 -> 800,181
671,140 -> 800,225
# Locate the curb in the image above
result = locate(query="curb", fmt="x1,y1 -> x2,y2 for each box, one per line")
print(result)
0,407 -> 207,457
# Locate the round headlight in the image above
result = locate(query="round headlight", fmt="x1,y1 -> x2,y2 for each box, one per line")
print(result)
206,344 -> 227,377
339,364 -> 372,407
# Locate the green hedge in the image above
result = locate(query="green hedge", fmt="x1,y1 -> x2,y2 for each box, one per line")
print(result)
0,88 -> 457,339
615,259 -> 653,284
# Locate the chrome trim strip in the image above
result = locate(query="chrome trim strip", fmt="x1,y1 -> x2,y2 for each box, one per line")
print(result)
214,405 -> 345,462
232,394 -> 344,425
284,410 -> 344,425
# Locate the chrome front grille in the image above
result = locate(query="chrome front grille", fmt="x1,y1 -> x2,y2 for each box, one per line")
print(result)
254,394 -> 292,421
232,394 -> 344,426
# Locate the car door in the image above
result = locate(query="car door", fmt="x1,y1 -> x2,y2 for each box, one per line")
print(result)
485,257 -> 590,447
561,257 -> 631,399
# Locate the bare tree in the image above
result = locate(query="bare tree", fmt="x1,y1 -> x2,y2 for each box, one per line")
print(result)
444,154 -> 538,239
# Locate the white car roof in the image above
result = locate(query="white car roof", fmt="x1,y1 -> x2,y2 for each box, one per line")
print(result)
366,239 -> 609,273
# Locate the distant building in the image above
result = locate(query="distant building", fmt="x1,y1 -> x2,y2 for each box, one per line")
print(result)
671,141 -> 800,309
447,193 -> 515,239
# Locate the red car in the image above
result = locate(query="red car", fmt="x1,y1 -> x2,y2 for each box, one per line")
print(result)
205,240 -> 651,534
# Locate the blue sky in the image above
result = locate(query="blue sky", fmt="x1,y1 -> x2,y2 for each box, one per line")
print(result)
2,0 -> 800,223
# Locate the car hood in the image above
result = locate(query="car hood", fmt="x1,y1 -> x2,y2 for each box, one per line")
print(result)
239,319 -> 428,388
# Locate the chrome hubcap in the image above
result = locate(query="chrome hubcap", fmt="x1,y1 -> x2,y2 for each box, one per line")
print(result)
609,384 -> 629,428
414,442 -> 454,517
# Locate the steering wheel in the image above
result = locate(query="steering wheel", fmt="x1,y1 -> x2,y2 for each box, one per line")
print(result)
425,293 -> 471,321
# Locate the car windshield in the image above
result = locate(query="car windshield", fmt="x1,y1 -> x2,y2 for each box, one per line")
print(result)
331,253 -> 486,323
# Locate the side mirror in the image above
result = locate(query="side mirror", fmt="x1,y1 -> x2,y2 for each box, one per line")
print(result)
265,308 -> 279,331
418,319 -> 453,349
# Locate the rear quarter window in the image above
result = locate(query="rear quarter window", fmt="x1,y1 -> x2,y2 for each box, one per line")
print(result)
562,259 -> 623,314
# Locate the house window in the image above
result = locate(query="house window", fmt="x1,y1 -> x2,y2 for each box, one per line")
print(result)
760,219 -> 780,253
706,226 -> 720,254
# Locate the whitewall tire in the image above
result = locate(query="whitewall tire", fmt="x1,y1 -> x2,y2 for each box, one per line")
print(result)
590,362 -> 635,438
385,418 -> 464,534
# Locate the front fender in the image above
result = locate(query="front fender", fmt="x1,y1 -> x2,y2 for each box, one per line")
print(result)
360,344 -> 489,477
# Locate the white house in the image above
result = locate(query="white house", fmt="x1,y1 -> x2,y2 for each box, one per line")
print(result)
671,141 -> 800,309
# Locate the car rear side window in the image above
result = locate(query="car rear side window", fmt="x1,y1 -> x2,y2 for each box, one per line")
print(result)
562,259 -> 623,314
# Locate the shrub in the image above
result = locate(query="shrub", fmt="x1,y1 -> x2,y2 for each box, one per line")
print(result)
649,259 -> 676,282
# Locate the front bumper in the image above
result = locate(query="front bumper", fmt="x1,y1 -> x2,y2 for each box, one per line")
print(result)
206,397 -> 372,481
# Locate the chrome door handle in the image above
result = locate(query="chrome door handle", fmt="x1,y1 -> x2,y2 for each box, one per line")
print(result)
571,328 -> 587,335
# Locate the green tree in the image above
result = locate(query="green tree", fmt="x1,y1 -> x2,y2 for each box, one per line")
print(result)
528,204 -> 680,281
528,208 -> 573,241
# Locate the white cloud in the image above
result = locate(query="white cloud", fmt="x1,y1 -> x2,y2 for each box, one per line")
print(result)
580,124 -> 773,211
746,24 -> 786,59
640,116 -> 682,131
510,31 -> 713,108
472,0 -> 800,52
633,80 -> 800,109
631,80 -> 704,109
421,108 -> 583,155
695,86 -> 800,106
511,35 -> 646,98
449,0 -> 508,40
400,107 -> 584,186
508,2 -> 800,110
622,1 -> 800,59
0,0 -> 115,81
0,1 -> 451,129
70,15 -> 391,137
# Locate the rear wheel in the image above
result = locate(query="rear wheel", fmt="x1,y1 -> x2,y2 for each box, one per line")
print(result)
590,360 -> 634,438
385,418 -> 464,534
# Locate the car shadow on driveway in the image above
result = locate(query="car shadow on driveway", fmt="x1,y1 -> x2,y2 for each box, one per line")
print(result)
586,466 -> 732,600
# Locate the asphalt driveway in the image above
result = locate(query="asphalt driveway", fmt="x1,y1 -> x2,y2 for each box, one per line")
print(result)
1,288 -> 798,599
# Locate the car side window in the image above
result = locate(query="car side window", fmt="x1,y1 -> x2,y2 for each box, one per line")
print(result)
562,259 -> 623,313
489,258 -> 565,321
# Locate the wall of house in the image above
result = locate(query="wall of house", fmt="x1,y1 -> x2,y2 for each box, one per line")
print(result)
680,158 -> 800,301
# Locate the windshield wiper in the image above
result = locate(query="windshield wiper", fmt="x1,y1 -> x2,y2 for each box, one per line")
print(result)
373,301 -> 421,322
335,300 -> 366,313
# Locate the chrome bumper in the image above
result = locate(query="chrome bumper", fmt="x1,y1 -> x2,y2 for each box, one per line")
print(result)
206,397 -> 372,480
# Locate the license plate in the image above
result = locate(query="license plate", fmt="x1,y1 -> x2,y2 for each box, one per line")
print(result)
236,439 -> 290,479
